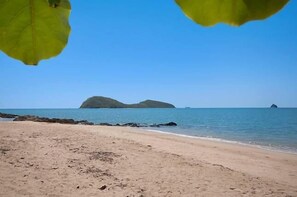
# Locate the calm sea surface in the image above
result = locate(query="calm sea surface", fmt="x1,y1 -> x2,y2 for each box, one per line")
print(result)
1,108 -> 297,153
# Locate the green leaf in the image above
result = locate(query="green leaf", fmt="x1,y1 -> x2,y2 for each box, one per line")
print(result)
175,0 -> 289,26
0,0 -> 71,65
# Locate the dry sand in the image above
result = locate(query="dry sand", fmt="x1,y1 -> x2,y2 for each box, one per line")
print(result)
0,121 -> 297,196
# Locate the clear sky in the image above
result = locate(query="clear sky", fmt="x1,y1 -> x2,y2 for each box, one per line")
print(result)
0,0 -> 297,108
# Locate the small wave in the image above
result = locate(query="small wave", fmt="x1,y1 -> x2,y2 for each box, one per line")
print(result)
145,129 -> 297,155
0,118 -> 15,122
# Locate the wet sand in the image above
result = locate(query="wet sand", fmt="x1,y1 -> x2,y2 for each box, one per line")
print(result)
1,121 -> 297,196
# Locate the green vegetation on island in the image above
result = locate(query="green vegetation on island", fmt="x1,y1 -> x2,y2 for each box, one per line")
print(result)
80,96 -> 175,109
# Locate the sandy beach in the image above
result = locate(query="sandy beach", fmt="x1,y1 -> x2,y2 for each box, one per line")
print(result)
0,121 -> 297,197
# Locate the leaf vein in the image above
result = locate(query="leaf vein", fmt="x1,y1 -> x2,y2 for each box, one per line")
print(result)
6,4 -> 30,26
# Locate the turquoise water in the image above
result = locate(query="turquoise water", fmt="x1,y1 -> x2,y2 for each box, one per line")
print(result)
1,108 -> 297,153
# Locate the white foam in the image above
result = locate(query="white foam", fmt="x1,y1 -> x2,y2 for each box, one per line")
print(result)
0,118 -> 14,122
144,129 -> 297,155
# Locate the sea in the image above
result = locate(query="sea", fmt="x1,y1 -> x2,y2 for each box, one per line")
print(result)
1,108 -> 297,154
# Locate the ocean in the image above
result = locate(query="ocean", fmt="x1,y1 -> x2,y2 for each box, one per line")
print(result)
1,108 -> 297,153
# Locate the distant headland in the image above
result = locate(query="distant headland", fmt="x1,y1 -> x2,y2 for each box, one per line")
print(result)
270,104 -> 278,108
80,96 -> 175,108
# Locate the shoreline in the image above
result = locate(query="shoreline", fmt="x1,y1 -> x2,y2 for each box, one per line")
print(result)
1,121 -> 297,196
1,112 -> 297,155
1,110 -> 297,155
145,128 -> 297,155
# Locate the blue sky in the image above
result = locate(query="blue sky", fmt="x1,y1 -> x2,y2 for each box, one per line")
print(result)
0,0 -> 297,108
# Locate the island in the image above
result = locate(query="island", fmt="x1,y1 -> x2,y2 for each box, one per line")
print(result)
80,96 -> 175,108
270,104 -> 278,108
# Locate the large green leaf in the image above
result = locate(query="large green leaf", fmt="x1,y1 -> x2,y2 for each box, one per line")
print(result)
0,0 -> 71,65
175,0 -> 289,26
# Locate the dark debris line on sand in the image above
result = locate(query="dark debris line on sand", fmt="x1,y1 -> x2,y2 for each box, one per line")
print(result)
0,112 -> 177,128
